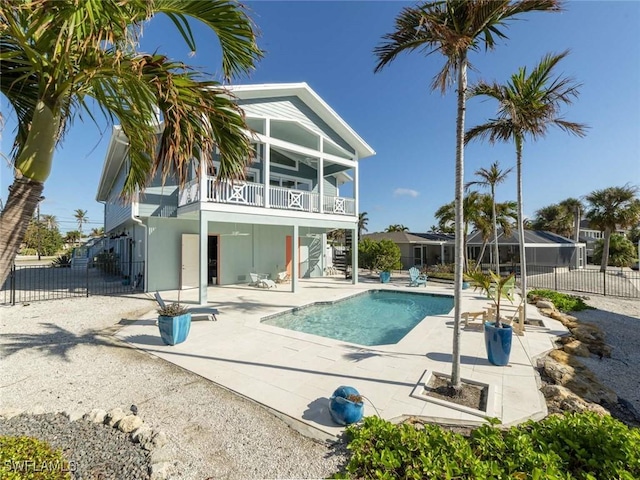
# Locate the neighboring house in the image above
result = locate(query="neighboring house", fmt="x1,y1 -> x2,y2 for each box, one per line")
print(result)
361,232 -> 454,270
578,219 -> 629,264
466,230 -> 586,270
369,229 -> 586,272
96,83 -> 375,302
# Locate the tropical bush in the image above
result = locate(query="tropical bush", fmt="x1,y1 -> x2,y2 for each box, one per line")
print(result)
19,247 -> 38,256
94,252 -> 120,275
23,221 -> 64,256
51,254 -> 72,268
0,435 -> 71,479
358,239 -> 402,272
334,413 -> 640,479
593,234 -> 637,267
528,289 -> 592,312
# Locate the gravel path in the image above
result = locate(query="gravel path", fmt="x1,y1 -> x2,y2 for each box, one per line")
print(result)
571,296 -> 640,416
1,293 -> 638,479
0,295 -> 346,479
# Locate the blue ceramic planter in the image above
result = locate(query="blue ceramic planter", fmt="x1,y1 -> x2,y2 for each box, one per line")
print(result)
483,322 -> 513,366
329,386 -> 364,425
158,313 -> 192,346
379,271 -> 391,283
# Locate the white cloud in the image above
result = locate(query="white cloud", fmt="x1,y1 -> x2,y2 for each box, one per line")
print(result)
393,188 -> 419,198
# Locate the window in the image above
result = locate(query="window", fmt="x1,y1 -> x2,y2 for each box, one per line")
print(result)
269,175 -> 311,191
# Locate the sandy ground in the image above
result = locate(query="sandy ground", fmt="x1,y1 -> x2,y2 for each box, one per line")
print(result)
0,295 -> 346,479
1,291 -> 638,479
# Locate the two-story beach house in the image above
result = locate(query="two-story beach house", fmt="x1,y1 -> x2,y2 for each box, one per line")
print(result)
96,83 -> 375,303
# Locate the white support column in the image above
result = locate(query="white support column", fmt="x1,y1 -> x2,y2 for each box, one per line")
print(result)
200,149 -> 208,202
440,244 -> 445,265
352,227 -> 358,284
292,225 -> 299,293
263,119 -> 271,209
318,138 -> 324,214
198,210 -> 208,304
353,154 -> 359,215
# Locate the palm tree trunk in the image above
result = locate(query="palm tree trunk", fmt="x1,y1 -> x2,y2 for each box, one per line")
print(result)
0,178 -> 45,285
451,53 -> 467,392
492,185 -> 500,273
600,227 -> 611,272
477,240 -> 489,271
573,206 -> 580,242
0,100 -> 59,286
515,137 -> 528,324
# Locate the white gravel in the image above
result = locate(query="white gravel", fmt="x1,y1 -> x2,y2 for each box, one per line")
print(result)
570,295 -> 640,415
0,295 -> 346,479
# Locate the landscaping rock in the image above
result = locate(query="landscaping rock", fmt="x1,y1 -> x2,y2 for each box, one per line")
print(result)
539,308 -> 555,317
151,431 -> 168,449
62,410 -> 84,422
105,407 -> 126,427
546,350 -> 617,405
572,324 -> 604,343
117,414 -> 143,433
564,340 -> 591,357
149,461 -> 173,480
0,408 -> 23,419
131,425 -> 154,447
536,300 -> 555,310
83,408 -> 107,424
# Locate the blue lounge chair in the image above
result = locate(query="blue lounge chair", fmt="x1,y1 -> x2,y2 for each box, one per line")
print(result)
408,267 -> 428,287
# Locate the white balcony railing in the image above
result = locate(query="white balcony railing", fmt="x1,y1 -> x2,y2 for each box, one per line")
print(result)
178,177 -> 355,216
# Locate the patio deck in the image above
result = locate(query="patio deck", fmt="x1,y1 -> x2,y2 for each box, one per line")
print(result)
116,275 -> 568,441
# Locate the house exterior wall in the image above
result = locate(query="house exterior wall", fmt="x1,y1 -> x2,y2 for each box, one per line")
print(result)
146,217 -> 199,292
104,161 -> 133,232
137,169 -> 179,218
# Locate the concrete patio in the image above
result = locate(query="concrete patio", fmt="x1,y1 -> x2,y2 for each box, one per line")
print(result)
116,275 -> 568,441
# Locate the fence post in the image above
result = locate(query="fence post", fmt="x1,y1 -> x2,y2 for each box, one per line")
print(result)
10,263 -> 16,306
603,269 -> 606,296
554,268 -> 558,291
86,262 -> 90,298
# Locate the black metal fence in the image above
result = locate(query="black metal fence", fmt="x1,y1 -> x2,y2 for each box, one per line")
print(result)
524,265 -> 640,299
1,260 -> 145,305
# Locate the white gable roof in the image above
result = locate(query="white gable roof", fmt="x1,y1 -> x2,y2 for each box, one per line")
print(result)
227,83 -> 375,160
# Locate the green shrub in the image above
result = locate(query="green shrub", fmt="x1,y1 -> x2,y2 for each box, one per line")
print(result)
593,234 -> 637,267
357,239 -> 401,272
528,289 -> 593,312
335,412 -> 640,479
0,436 -> 72,479
19,248 -> 38,256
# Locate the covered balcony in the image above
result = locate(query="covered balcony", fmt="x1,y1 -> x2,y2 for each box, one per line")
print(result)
178,177 -> 356,216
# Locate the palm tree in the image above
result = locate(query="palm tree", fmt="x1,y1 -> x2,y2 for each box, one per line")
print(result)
435,191 -> 484,272
385,224 -> 409,232
74,209 -> 88,235
64,230 -> 81,247
374,0 -> 560,391
91,227 -> 105,238
466,161 -> 513,273
558,197 -> 584,242
0,0 -> 262,286
466,51 -> 586,326
585,185 -> 640,272
40,214 -> 58,231
358,212 -> 369,239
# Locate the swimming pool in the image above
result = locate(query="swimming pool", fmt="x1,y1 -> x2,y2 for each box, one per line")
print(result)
261,290 -> 454,346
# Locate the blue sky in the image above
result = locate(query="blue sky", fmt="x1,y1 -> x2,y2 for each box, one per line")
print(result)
1,1 -> 639,234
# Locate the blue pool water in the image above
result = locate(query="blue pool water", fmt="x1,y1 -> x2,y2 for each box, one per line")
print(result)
261,290 -> 454,346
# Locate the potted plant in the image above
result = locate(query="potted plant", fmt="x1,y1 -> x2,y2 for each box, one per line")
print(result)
373,240 -> 402,283
329,386 -> 364,425
157,302 -> 191,346
466,270 -> 515,366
